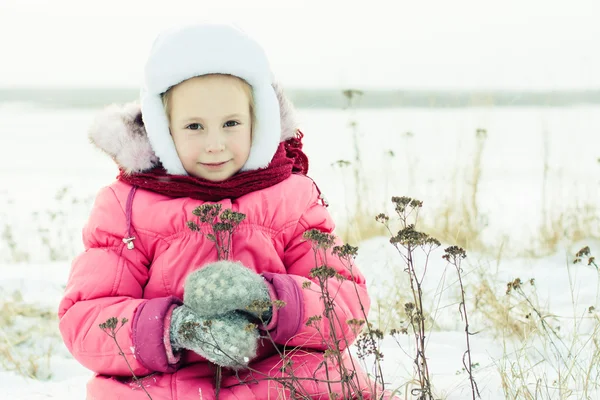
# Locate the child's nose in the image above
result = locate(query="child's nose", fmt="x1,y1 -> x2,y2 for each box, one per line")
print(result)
205,131 -> 225,152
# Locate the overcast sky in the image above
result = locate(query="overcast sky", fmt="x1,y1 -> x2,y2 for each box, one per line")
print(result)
0,0 -> 599,89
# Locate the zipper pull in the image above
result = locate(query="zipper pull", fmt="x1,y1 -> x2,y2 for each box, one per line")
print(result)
122,237 -> 135,250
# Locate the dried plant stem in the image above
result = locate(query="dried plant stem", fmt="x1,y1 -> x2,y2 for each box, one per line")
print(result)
186,324 -> 311,398
385,240 -> 432,398
376,197 -> 444,399
405,245 -> 432,399
188,204 -> 248,398
99,318 -> 153,400
343,89 -> 365,219
337,249 -> 386,398
302,230 -> 389,399
187,205 -> 390,398
444,246 -> 480,399
507,278 -> 587,383
309,248 -> 349,398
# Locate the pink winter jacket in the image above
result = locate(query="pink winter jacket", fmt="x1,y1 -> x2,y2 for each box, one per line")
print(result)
58,96 -> 376,400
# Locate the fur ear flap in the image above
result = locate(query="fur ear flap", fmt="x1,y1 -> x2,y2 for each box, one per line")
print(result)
88,102 -> 159,174
273,82 -> 300,142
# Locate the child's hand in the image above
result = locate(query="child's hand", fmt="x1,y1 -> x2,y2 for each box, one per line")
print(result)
184,261 -> 273,324
169,305 -> 259,368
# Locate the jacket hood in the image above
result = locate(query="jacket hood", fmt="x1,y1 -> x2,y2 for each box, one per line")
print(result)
88,83 -> 299,174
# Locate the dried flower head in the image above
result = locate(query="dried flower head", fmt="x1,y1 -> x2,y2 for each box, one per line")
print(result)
303,229 -> 336,249
99,317 -> 128,333
574,246 -> 597,269
306,315 -> 322,327
272,300 -> 287,310
187,221 -> 200,232
188,205 -> 247,261
309,265 -> 345,282
99,317 -> 118,331
246,299 -> 274,322
213,222 -> 233,232
506,278 -> 523,295
179,321 -> 200,342
324,349 -> 341,360
390,225 -> 434,247
219,209 -> 246,225
246,299 -> 272,313
390,327 -> 409,336
342,89 -> 364,100
391,196 -> 423,214
443,246 -> 467,264
375,213 -> 389,224
332,244 -> 358,259
355,331 -> 384,361
192,204 -> 222,223
346,319 -> 365,326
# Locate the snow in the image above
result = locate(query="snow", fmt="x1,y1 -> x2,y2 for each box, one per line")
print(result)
0,262 -> 90,399
357,237 -> 600,399
1,104 -> 599,398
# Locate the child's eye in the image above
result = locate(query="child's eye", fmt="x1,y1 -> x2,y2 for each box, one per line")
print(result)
186,123 -> 203,130
224,120 -> 240,128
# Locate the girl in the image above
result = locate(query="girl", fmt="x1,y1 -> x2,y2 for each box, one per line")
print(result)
58,22 -> 381,399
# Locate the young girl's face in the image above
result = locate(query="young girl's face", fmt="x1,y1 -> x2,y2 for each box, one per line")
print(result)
167,75 -> 253,181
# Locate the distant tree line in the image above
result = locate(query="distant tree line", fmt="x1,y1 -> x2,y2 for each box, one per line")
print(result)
1,87 -> 600,109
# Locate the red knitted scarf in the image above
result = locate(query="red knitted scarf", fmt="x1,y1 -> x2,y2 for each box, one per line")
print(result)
117,131 -> 309,202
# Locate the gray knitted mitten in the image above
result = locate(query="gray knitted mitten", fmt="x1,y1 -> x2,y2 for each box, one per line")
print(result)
170,305 -> 259,369
184,261 -> 272,322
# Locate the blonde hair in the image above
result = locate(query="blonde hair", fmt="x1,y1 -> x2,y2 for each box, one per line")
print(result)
161,74 -> 255,124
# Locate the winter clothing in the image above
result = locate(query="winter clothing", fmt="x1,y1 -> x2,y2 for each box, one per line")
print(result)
58,21 -> 381,400
141,23 -> 282,175
183,260 -> 272,322
116,134 -> 308,202
169,306 -> 259,369
58,100 -> 374,399
169,260 -> 271,369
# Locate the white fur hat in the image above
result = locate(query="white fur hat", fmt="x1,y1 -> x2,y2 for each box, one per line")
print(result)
140,23 -> 281,175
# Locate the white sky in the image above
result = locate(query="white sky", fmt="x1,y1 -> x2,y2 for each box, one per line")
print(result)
0,0 -> 599,89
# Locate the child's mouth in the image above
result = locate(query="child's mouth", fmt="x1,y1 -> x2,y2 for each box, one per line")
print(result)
200,161 -> 229,169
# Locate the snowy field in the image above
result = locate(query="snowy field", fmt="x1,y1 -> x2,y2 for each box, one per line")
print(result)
0,103 -> 599,399
1,103 -> 598,258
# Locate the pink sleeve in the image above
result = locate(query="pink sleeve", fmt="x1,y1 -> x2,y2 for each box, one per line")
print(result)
267,184 -> 371,350
58,186 -> 182,375
133,297 -> 183,371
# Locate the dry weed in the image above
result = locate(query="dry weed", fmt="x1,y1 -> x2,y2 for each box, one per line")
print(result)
0,290 -> 58,380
